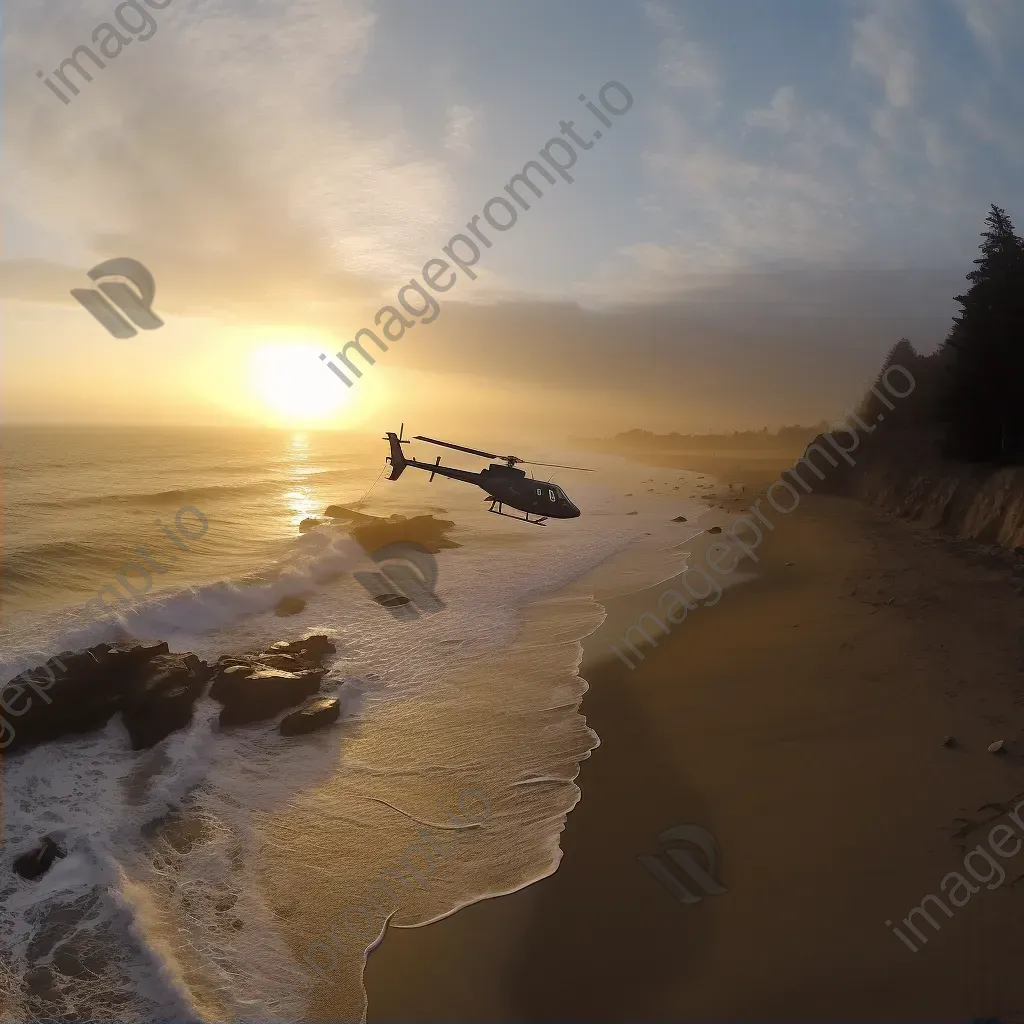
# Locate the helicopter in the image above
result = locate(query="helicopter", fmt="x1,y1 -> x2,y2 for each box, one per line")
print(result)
383,425 -> 593,525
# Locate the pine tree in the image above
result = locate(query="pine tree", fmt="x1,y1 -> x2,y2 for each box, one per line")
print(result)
940,205 -> 1024,461
858,338 -> 920,428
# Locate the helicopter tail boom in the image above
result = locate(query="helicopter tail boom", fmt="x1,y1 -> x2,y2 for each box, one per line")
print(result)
385,431 -> 408,480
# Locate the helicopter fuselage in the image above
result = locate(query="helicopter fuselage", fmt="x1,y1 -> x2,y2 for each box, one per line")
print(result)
387,435 -> 581,519
411,460 -> 580,518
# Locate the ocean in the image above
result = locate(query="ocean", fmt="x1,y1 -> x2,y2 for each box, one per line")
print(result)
0,425 -> 710,1021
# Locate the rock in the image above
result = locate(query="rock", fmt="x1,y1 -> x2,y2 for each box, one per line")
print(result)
708,526 -> 723,534
323,505 -> 378,524
1,641 -> 172,754
209,663 -> 256,702
672,516 -> 688,523
624,493 -> 633,497
274,596 -> 306,617
218,668 -> 326,727
942,735 -> 957,748
13,836 -> 67,881
626,511 -> 638,516
298,518 -> 326,533
264,635 -> 336,666
335,511 -> 460,556
988,739 -> 1007,755
279,696 -> 341,736
373,593 -> 410,608
257,653 -> 307,672
120,653 -> 212,750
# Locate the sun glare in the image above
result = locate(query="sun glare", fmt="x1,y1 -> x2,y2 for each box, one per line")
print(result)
249,342 -> 349,425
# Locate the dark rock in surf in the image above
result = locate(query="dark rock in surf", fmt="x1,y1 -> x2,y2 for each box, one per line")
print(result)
257,653 -> 308,672
217,668 -> 327,727
0,641 -> 172,754
672,516 -> 688,522
209,663 -> 256,703
13,836 -> 67,881
264,635 -> 336,666
279,696 -> 341,736
274,596 -> 306,617
299,517 -> 326,533
3,636 -> 337,752
373,593 -> 410,608
121,653 -> 212,750
708,526 -> 723,534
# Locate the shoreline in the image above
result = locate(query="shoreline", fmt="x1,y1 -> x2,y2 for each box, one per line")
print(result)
364,452 -> 1024,1020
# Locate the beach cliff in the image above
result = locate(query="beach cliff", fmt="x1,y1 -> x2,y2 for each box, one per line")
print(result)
793,429 -> 1024,554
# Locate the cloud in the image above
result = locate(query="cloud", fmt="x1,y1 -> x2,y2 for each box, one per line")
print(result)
953,0 -> 1024,61
3,0 -> 461,323
642,1 -> 719,108
745,86 -> 799,133
851,8 -> 916,108
443,104 -> 481,156
744,86 -> 854,166
385,263 -> 962,430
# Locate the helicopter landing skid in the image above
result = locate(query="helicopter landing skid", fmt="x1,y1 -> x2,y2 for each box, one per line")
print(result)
487,500 -> 547,526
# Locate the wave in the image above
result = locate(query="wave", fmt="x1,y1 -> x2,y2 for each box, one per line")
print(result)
22,470 -> 364,514
1,540 -> 121,594
24,481 -> 276,511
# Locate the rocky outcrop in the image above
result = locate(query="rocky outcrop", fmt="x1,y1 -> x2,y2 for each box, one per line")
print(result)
217,668 -> 326,727
279,696 -> 341,736
3,635 -> 338,754
2,641 -> 174,753
265,635 -> 336,664
121,653 -> 212,750
209,636 -> 337,727
321,506 -> 461,555
14,836 -> 67,881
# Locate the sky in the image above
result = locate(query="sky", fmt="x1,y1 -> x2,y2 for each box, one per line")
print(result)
2,0 -> 1023,437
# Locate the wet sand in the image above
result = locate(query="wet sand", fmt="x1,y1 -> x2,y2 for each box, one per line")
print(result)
363,454 -> 1024,1021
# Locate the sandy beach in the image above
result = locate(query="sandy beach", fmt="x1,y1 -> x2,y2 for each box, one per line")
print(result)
363,453 -> 1024,1021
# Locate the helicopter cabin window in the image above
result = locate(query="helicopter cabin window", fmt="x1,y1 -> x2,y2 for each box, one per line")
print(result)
548,489 -> 556,502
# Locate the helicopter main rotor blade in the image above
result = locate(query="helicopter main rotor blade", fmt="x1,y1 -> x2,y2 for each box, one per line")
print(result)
413,435 -> 498,459
520,461 -> 596,472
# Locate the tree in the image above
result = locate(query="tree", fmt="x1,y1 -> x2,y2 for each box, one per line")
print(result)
940,205 -> 1024,462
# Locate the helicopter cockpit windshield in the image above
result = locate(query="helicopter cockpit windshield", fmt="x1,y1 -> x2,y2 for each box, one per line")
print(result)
532,482 -> 580,516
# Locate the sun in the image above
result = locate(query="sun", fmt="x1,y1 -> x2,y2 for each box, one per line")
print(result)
249,341 -> 349,425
